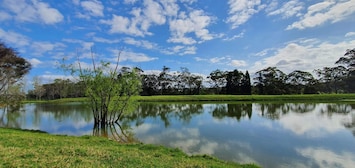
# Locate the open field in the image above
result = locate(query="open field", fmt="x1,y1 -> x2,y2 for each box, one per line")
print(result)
0,128 -> 258,168
23,94 -> 355,104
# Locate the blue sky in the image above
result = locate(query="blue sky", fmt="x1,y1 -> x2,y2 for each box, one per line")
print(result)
1,0 -> 355,84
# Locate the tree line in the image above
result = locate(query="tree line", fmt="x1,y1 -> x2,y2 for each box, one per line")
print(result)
27,47 -> 355,100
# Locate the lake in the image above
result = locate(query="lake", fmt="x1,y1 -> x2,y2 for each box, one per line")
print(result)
1,102 -> 355,168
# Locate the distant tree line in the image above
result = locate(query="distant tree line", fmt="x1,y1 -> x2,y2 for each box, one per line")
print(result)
27,48 -> 355,99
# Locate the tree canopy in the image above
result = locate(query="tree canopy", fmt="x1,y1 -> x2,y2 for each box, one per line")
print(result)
0,42 -> 31,94
0,42 -> 31,106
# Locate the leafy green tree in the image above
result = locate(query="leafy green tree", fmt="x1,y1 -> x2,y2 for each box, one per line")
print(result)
336,48 -> 355,92
32,76 -> 45,100
254,67 -> 287,95
141,74 -> 159,96
0,42 -> 31,105
65,52 -> 142,127
315,66 -> 348,93
207,69 -> 226,94
225,69 -> 243,95
158,66 -> 172,95
240,71 -> 251,95
286,70 -> 316,94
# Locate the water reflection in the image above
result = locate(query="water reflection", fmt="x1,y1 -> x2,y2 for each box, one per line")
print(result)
92,123 -> 136,143
210,103 -> 252,121
1,102 -> 355,168
123,103 -> 204,127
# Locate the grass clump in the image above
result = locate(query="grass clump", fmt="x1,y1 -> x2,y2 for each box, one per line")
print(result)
0,128 -> 258,168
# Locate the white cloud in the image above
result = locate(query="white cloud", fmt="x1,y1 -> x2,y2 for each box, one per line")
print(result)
222,31 -> 245,41
296,147 -> 355,168
168,10 -> 214,44
101,0 -> 178,37
287,1 -> 355,30
345,32 -> 355,37
110,49 -> 158,62
2,0 -> 63,24
162,45 -> 197,55
100,14 -> 146,36
250,38 -> 355,73
230,60 -> 247,67
0,11 -> 11,21
0,28 -> 30,46
179,0 -> 197,5
226,0 -> 264,29
28,58 -> 42,67
92,37 -> 120,44
31,41 -> 66,56
267,0 -> 304,19
123,37 -> 157,49
80,0 -> 104,17
123,0 -> 138,4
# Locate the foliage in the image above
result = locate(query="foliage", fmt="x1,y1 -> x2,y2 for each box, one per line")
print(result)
254,67 -> 287,95
0,42 -> 31,105
28,48 -> 355,100
61,50 -> 142,126
0,128 -> 258,168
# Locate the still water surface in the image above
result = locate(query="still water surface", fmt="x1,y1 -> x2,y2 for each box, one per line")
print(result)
1,102 -> 355,168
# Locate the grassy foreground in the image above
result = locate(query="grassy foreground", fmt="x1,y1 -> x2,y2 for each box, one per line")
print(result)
0,128 -> 258,168
24,94 -> 355,104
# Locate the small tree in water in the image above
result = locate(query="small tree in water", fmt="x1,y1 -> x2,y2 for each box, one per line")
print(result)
66,50 -> 141,128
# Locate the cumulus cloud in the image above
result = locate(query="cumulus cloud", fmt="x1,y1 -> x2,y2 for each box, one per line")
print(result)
250,38 -> 355,73
101,0 -> 178,37
287,1 -> 355,30
1,0 -> 63,24
168,10 -> 214,45
226,0 -> 264,29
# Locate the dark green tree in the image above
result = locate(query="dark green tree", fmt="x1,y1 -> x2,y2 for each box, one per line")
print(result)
225,69 -> 243,95
240,71 -> 251,95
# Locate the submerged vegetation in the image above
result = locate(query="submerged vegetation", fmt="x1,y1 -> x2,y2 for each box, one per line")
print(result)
0,128 -> 258,168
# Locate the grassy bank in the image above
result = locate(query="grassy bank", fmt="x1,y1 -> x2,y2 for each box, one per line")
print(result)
134,94 -> 355,102
0,128 -> 258,168
24,94 -> 355,104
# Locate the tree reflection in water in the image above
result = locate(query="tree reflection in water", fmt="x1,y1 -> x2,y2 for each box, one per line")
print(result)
122,103 -> 204,127
1,102 -> 355,140
211,103 -> 252,121
257,103 -> 317,120
93,122 -> 136,143
0,105 -> 24,128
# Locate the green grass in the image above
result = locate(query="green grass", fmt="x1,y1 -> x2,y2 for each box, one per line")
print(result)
0,128 -> 258,168
135,94 -> 355,102
24,94 -> 355,104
